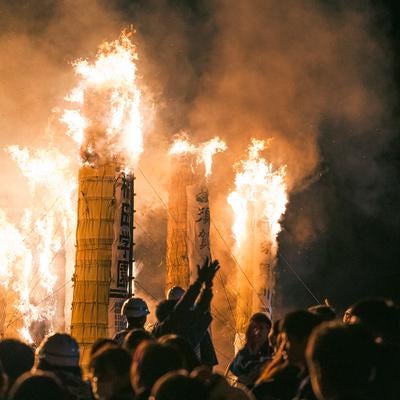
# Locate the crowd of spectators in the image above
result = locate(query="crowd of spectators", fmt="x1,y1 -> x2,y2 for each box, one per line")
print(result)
0,259 -> 399,400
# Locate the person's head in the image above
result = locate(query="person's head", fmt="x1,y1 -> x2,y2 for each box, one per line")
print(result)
0,339 -> 34,388
246,313 -> 272,350
90,338 -> 116,358
306,322 -> 376,400
34,333 -> 81,377
158,335 -> 200,372
280,310 -> 322,367
155,299 -> 177,323
131,341 -> 184,394
167,286 -> 185,301
268,319 -> 281,352
349,297 -> 400,345
152,371 -> 208,400
343,307 -> 353,324
121,297 -> 150,329
308,305 -> 337,322
123,329 -> 153,356
0,360 -> 8,399
90,346 -> 132,400
8,371 -> 65,400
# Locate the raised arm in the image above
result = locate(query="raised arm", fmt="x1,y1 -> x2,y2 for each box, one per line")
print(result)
175,258 -> 220,313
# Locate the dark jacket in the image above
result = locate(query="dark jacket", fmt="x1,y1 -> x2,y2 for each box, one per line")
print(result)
152,280 -> 218,366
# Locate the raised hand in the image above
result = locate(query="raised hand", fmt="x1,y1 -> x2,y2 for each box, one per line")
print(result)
197,257 -> 220,286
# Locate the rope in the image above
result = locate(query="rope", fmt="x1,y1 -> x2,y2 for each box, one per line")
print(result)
211,219 -> 322,306
137,167 -> 239,326
278,251 -> 321,304
5,279 -> 73,332
210,220 -> 268,308
134,280 -> 159,302
135,218 -> 239,337
28,223 -> 75,298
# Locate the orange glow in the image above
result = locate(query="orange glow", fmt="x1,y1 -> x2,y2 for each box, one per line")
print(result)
228,138 -> 288,346
169,134 -> 226,177
61,31 -> 143,168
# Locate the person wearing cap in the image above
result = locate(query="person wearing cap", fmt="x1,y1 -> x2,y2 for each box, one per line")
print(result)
113,297 -> 150,345
152,258 -> 220,368
165,284 -> 218,369
34,333 -> 93,400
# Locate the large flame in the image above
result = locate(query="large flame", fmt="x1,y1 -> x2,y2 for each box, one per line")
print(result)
228,139 -> 287,246
61,31 -> 143,167
0,31 -> 143,343
169,134 -> 227,177
228,138 -> 288,345
0,147 -> 77,342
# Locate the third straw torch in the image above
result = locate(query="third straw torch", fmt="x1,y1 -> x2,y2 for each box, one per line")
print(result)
228,139 -> 288,350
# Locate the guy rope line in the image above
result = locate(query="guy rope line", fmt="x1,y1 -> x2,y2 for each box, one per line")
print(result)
135,228 -> 238,333
134,276 -> 240,339
6,224 -> 76,331
139,166 -> 267,310
25,196 -> 71,294
137,167 -> 239,326
278,251 -> 321,304
211,219 -> 322,306
28,222 -> 76,299
5,278 -> 73,332
210,220 -> 267,308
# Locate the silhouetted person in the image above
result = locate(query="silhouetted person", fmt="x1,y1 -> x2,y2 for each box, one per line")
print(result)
89,346 -> 133,400
308,305 -> 337,322
164,284 -> 218,368
0,339 -> 34,391
350,297 -> 400,345
349,297 -> 400,400
90,339 -> 117,359
8,371 -> 66,400
0,360 -> 8,400
114,298 -> 150,345
268,319 -> 281,354
192,367 -> 252,400
228,313 -> 273,388
34,333 -> 92,400
342,307 -> 353,324
152,258 -> 219,368
151,371 -> 208,400
130,341 -> 185,400
306,322 -> 376,400
122,329 -> 153,357
158,334 -> 200,372
253,310 -> 321,400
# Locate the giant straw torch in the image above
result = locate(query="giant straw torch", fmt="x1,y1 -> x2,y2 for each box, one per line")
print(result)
61,32 -> 143,368
166,135 -> 226,291
228,139 -> 287,352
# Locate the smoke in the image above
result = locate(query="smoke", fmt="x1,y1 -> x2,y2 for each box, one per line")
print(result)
0,0 -> 396,365
190,1 -> 392,186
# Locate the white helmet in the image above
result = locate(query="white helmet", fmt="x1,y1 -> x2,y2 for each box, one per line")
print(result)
121,297 -> 149,318
36,333 -> 80,367
167,286 -> 185,301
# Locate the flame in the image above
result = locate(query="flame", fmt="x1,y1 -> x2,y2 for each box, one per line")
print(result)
228,138 -> 288,340
169,135 -> 226,177
0,146 -> 77,341
61,31 -> 143,167
228,139 -> 287,246
1,31 -> 143,342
